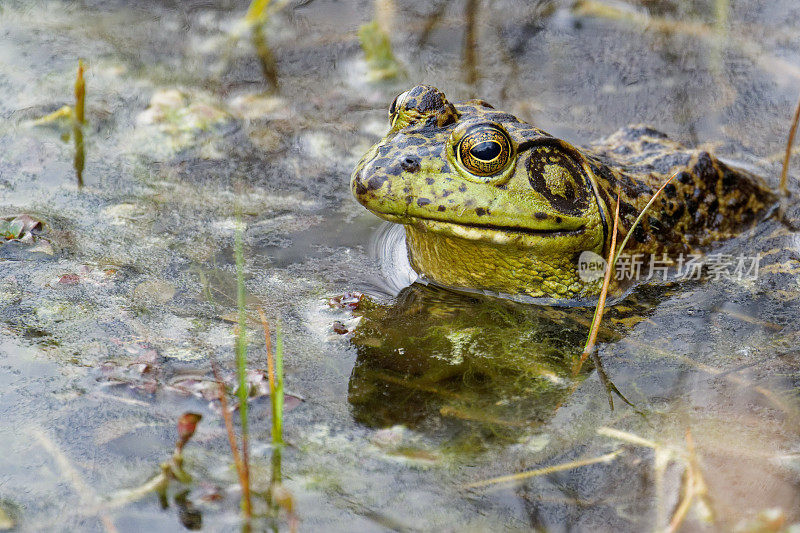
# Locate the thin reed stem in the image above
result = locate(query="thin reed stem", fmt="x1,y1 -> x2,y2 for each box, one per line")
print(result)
577,194 -> 620,371
780,92 -> 800,196
210,363 -> 250,516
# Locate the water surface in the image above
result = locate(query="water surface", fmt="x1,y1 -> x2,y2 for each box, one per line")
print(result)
1,0 -> 800,531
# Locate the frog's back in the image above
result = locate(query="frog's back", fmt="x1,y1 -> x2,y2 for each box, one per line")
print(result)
584,125 -> 775,257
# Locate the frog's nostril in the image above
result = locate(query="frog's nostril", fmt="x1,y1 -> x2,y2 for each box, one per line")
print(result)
401,156 -> 421,173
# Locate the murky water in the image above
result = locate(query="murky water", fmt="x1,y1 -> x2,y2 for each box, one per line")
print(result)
2,0 -> 800,531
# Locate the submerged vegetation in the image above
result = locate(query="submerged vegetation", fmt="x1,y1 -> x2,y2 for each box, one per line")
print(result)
358,0 -> 405,81
244,0 -> 280,89
29,60 -> 86,186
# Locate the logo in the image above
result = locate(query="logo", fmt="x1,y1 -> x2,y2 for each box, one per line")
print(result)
577,250 -> 607,282
575,251 -> 760,283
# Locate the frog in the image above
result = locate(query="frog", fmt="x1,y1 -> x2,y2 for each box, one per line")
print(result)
351,84 -> 779,301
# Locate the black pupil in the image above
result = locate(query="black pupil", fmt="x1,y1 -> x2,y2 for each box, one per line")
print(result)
469,141 -> 501,161
389,95 -> 399,116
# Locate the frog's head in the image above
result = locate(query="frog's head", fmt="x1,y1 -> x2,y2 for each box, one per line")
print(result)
351,85 -> 609,300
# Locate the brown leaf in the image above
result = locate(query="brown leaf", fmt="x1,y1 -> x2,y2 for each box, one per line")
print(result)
327,292 -> 363,310
11,214 -> 43,234
177,412 -> 203,446
59,274 -> 80,285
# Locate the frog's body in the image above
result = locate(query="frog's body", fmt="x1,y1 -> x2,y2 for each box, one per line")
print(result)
352,85 -> 776,300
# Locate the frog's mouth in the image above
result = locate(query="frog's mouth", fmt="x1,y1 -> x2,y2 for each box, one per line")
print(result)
378,214 -> 586,246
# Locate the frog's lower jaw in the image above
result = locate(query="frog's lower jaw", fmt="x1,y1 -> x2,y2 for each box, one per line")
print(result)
404,223 -> 605,299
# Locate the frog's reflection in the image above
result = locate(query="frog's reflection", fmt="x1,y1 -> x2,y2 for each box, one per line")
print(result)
347,283 -> 611,441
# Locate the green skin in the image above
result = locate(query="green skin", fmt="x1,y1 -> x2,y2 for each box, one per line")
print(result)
351,85 -> 775,300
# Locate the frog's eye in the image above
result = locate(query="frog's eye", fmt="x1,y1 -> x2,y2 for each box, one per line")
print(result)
389,90 -> 410,127
456,125 -> 513,177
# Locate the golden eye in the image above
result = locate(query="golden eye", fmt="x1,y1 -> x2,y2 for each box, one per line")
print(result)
457,125 -> 512,177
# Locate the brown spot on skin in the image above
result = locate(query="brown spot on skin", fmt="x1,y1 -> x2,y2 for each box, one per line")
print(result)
619,201 -> 639,222
485,112 -> 520,123
641,141 -> 666,151
437,205 -> 446,212
416,87 -> 445,113
436,104 -> 459,127
678,171 -> 693,184
555,217 -> 562,224
693,209 -> 706,226
707,198 -> 719,215
721,167 -> 740,192
367,176 -> 388,191
648,216 -> 663,235
475,207 -> 488,216
425,177 -> 434,185
633,224 -> 648,243
401,156 -> 421,173
417,198 -> 432,207
386,165 -> 403,176
695,153 -> 723,191
401,137 -> 426,146
459,184 -> 467,192
669,203 -> 686,223
534,212 -> 548,220
442,190 -> 453,197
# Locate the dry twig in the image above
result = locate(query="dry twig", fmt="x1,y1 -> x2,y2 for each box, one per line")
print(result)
780,92 -> 800,197
576,194 -> 620,372
463,449 -> 623,489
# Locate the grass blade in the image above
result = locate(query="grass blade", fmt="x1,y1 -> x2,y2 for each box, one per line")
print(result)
73,60 -> 86,186
233,213 -> 252,519
257,306 -> 283,445
257,306 -> 275,395
245,0 -> 271,24
273,320 -> 284,446
74,59 -> 85,125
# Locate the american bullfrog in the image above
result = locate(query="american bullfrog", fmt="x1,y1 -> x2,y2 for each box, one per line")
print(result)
351,85 -> 777,300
